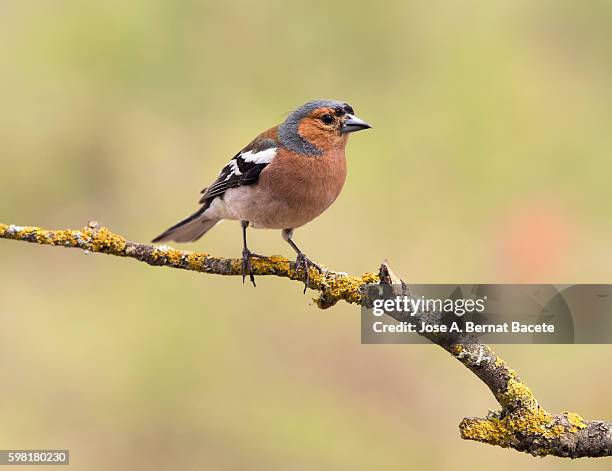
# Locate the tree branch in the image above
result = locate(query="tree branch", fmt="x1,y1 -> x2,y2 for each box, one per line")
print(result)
1,221 -> 611,458
0,221 -> 378,309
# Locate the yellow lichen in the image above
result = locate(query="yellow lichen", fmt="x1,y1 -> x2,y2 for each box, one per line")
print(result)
187,253 -> 207,271
499,378 -> 538,410
85,226 -> 126,253
461,406 -> 563,453
450,345 -> 464,355
251,255 -> 291,275
362,272 -> 379,284
150,246 -> 186,265
460,369 -> 568,451
310,272 -> 375,308
166,249 -> 185,265
564,412 -> 587,431
551,424 -> 565,436
461,379 -> 588,453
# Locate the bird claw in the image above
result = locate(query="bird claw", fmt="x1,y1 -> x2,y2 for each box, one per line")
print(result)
241,249 -> 256,287
292,253 -> 321,293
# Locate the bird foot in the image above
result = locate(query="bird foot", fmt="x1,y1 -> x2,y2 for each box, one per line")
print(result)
241,249 -> 258,287
292,253 -> 321,293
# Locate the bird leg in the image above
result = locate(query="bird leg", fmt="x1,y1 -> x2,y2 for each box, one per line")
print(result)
241,221 -> 265,287
281,228 -> 321,293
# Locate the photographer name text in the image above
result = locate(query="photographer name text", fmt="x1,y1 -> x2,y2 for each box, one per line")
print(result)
372,321 -> 555,334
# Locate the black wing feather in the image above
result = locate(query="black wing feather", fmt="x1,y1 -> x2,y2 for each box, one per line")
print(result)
198,137 -> 276,205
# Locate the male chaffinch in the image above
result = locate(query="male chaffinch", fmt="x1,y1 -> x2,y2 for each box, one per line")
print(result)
153,99 -> 371,290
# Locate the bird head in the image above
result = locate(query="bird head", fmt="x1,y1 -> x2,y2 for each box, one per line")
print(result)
278,99 -> 371,156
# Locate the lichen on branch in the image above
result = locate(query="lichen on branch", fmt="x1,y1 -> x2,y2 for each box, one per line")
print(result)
0,221 -> 378,309
448,343 -> 610,458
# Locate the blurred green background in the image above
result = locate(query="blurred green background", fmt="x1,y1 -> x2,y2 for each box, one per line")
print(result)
1,1 -> 612,469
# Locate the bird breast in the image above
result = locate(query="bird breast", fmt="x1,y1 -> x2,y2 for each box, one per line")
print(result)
219,147 -> 347,229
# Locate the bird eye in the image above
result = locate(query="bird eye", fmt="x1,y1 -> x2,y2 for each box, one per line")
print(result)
321,115 -> 334,125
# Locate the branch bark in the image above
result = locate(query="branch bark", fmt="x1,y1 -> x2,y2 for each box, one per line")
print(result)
1,221 -> 611,458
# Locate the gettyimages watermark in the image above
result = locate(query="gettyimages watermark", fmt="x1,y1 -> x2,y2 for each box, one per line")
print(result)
361,284 -> 612,344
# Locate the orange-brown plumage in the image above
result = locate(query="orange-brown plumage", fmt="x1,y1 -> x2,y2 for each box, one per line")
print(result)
255,146 -> 347,229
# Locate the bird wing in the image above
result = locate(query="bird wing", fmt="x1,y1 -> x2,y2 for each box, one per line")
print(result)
199,133 -> 278,206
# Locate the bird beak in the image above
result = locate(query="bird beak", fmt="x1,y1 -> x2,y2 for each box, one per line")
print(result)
341,114 -> 371,134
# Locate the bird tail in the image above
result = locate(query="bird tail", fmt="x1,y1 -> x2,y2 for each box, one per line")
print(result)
152,209 -> 220,243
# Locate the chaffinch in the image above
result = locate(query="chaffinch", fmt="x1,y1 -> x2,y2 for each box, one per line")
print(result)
153,99 -> 371,290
